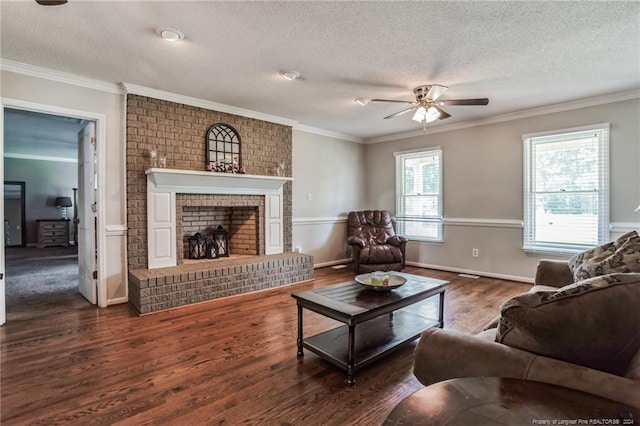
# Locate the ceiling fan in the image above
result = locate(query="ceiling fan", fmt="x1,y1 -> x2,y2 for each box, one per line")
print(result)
35,0 -> 68,5
357,84 -> 489,132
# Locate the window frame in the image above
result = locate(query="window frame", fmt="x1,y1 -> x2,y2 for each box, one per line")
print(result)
394,147 -> 443,242
522,123 -> 610,255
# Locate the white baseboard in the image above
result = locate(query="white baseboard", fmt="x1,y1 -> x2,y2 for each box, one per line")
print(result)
107,296 -> 128,306
405,261 -> 533,284
314,258 -> 351,269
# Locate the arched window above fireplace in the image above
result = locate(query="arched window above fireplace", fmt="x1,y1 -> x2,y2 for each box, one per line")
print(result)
206,123 -> 241,168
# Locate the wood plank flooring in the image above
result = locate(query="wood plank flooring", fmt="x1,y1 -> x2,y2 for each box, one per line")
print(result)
0,266 -> 530,425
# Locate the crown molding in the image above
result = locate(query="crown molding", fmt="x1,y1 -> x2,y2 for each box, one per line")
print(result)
1,59 -> 331,132
0,59 -> 124,94
122,82 -> 299,128
4,152 -> 77,163
5,59 -> 637,145
293,124 -> 364,143
365,89 -> 640,144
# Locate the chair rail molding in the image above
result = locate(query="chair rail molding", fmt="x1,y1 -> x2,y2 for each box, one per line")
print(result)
610,222 -> 639,233
443,218 -> 523,229
292,216 -> 348,226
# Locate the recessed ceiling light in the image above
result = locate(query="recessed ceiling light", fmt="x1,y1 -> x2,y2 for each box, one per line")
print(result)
279,71 -> 300,81
155,27 -> 185,42
354,97 -> 371,106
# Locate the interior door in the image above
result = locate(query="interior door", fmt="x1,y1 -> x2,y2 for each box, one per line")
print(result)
78,122 -> 97,304
1,108 -> 5,325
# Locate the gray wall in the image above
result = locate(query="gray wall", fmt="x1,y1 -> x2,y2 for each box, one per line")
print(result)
4,157 -> 78,245
292,129 -> 368,265
364,98 -> 640,281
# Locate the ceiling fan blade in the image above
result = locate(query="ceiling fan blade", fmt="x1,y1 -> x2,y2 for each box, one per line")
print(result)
441,98 -> 489,106
371,99 -> 415,104
426,85 -> 448,101
384,105 -> 418,119
433,106 -> 451,120
35,0 -> 68,5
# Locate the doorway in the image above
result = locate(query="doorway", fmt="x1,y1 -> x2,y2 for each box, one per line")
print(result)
1,105 -> 100,323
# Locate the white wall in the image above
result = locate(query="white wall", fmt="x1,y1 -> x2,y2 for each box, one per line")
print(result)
1,70 -> 128,304
292,129 -> 367,266
365,98 -> 640,281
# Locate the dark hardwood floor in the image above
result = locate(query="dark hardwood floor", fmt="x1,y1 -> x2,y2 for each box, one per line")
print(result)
0,265 -> 530,425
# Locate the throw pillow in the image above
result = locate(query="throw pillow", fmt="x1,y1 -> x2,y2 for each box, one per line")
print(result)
496,273 -> 640,375
568,231 -> 640,281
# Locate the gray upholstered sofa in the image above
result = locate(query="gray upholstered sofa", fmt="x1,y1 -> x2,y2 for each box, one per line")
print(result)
413,231 -> 640,408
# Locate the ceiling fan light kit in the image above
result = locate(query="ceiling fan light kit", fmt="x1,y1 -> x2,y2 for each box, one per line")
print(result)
364,84 -> 490,132
411,106 -> 440,123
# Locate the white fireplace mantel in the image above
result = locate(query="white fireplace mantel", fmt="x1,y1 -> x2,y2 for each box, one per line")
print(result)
146,168 -> 293,269
146,168 -> 293,195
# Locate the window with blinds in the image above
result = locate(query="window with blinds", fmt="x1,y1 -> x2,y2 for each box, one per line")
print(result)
394,147 -> 443,241
523,124 -> 610,254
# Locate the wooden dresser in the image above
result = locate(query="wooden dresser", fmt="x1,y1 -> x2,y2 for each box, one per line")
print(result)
37,219 -> 70,248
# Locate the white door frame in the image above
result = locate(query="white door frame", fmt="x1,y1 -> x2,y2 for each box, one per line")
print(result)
0,98 -> 108,324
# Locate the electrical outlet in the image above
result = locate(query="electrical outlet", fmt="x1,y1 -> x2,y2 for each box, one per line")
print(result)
472,248 -> 479,258
307,193 -> 312,201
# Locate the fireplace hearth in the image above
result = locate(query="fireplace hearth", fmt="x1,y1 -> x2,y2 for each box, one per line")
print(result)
129,252 -> 314,314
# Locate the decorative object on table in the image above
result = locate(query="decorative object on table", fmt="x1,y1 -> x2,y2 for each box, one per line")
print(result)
158,154 -> 167,168
212,225 -> 229,257
188,232 -> 207,259
150,149 -> 157,168
355,272 -> 407,291
55,196 -> 73,220
206,123 -> 243,172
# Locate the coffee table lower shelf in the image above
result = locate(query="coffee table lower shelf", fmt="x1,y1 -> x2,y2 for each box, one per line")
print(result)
302,310 -> 439,373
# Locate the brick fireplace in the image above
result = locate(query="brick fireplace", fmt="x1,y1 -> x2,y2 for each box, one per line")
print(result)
126,94 -> 313,315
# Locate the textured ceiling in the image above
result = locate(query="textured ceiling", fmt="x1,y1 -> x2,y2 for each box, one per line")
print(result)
1,1 -> 639,142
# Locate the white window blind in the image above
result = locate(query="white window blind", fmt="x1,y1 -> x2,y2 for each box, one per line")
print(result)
395,147 -> 443,241
523,124 -> 610,254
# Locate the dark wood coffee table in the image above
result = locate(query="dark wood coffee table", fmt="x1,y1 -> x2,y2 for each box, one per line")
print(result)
384,377 -> 639,425
291,272 -> 449,385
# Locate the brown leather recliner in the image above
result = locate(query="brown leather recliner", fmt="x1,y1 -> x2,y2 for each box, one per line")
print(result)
347,210 -> 408,273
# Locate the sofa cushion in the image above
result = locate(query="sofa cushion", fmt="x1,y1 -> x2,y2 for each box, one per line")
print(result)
568,231 -> 640,281
496,273 -> 640,375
